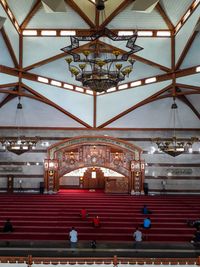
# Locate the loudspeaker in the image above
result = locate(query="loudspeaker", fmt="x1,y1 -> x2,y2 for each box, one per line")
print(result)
40,182 -> 44,194
143,183 -> 149,195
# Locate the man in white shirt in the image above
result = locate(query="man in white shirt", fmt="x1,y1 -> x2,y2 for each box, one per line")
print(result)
69,227 -> 78,249
133,227 -> 142,242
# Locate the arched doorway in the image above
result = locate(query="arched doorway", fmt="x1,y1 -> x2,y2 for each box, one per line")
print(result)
44,136 -> 145,194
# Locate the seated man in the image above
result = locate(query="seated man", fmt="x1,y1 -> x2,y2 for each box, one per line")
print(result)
143,217 -> 151,229
191,227 -> 200,244
187,219 -> 200,229
92,216 -> 100,227
80,208 -> 88,220
3,219 -> 14,232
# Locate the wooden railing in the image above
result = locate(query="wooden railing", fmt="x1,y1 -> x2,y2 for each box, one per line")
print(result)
0,255 -> 200,266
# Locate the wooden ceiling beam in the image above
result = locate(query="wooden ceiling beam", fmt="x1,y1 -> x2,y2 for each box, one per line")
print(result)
0,82 -> 18,89
1,28 -> 19,68
175,83 -> 200,91
65,0 -> 95,29
100,0 -> 133,29
22,83 -> 92,128
156,3 -> 174,30
175,30 -> 198,70
20,0 -> 42,29
98,84 -> 173,128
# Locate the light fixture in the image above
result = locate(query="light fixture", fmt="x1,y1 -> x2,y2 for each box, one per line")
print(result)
61,4 -> 143,93
153,98 -> 199,157
0,98 -> 40,155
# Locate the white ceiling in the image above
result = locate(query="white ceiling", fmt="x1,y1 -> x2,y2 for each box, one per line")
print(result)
0,0 -> 199,129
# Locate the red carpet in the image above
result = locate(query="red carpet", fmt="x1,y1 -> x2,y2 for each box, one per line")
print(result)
0,190 -> 199,242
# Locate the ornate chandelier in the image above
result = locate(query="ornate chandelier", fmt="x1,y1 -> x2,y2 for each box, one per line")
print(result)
61,27 -> 143,92
0,136 -> 39,155
0,98 -> 40,155
153,99 -> 199,157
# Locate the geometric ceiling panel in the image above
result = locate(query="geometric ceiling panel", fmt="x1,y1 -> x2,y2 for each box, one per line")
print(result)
27,2 -> 89,28
23,37 -> 71,67
0,5 -> 19,62
107,97 -> 200,128
176,73 -> 200,86
22,79 -> 93,126
108,6 -> 168,29
0,73 -> 18,84
0,96 -> 84,127
160,0 -> 193,25
0,32 -> 14,67
134,38 -> 171,68
97,80 -> 172,126
6,0 -> 36,24
29,57 -> 77,85
181,32 -> 200,69
175,4 -> 200,64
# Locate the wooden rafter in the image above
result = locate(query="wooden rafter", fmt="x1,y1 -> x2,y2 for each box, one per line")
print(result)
175,83 -> 200,91
20,0 -> 42,29
97,84 -> 173,128
0,82 -> 18,89
100,0 -> 133,29
95,8 -> 100,28
176,87 -> 200,120
65,0 -> 95,29
175,30 -> 198,70
156,3 -> 174,30
1,28 -> 19,68
22,83 -> 92,128
0,1 -> 20,33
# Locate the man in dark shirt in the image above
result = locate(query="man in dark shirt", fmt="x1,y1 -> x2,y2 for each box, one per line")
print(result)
3,219 -> 14,232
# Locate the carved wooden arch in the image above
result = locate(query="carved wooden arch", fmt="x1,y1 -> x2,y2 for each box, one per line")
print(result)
44,136 -> 144,194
